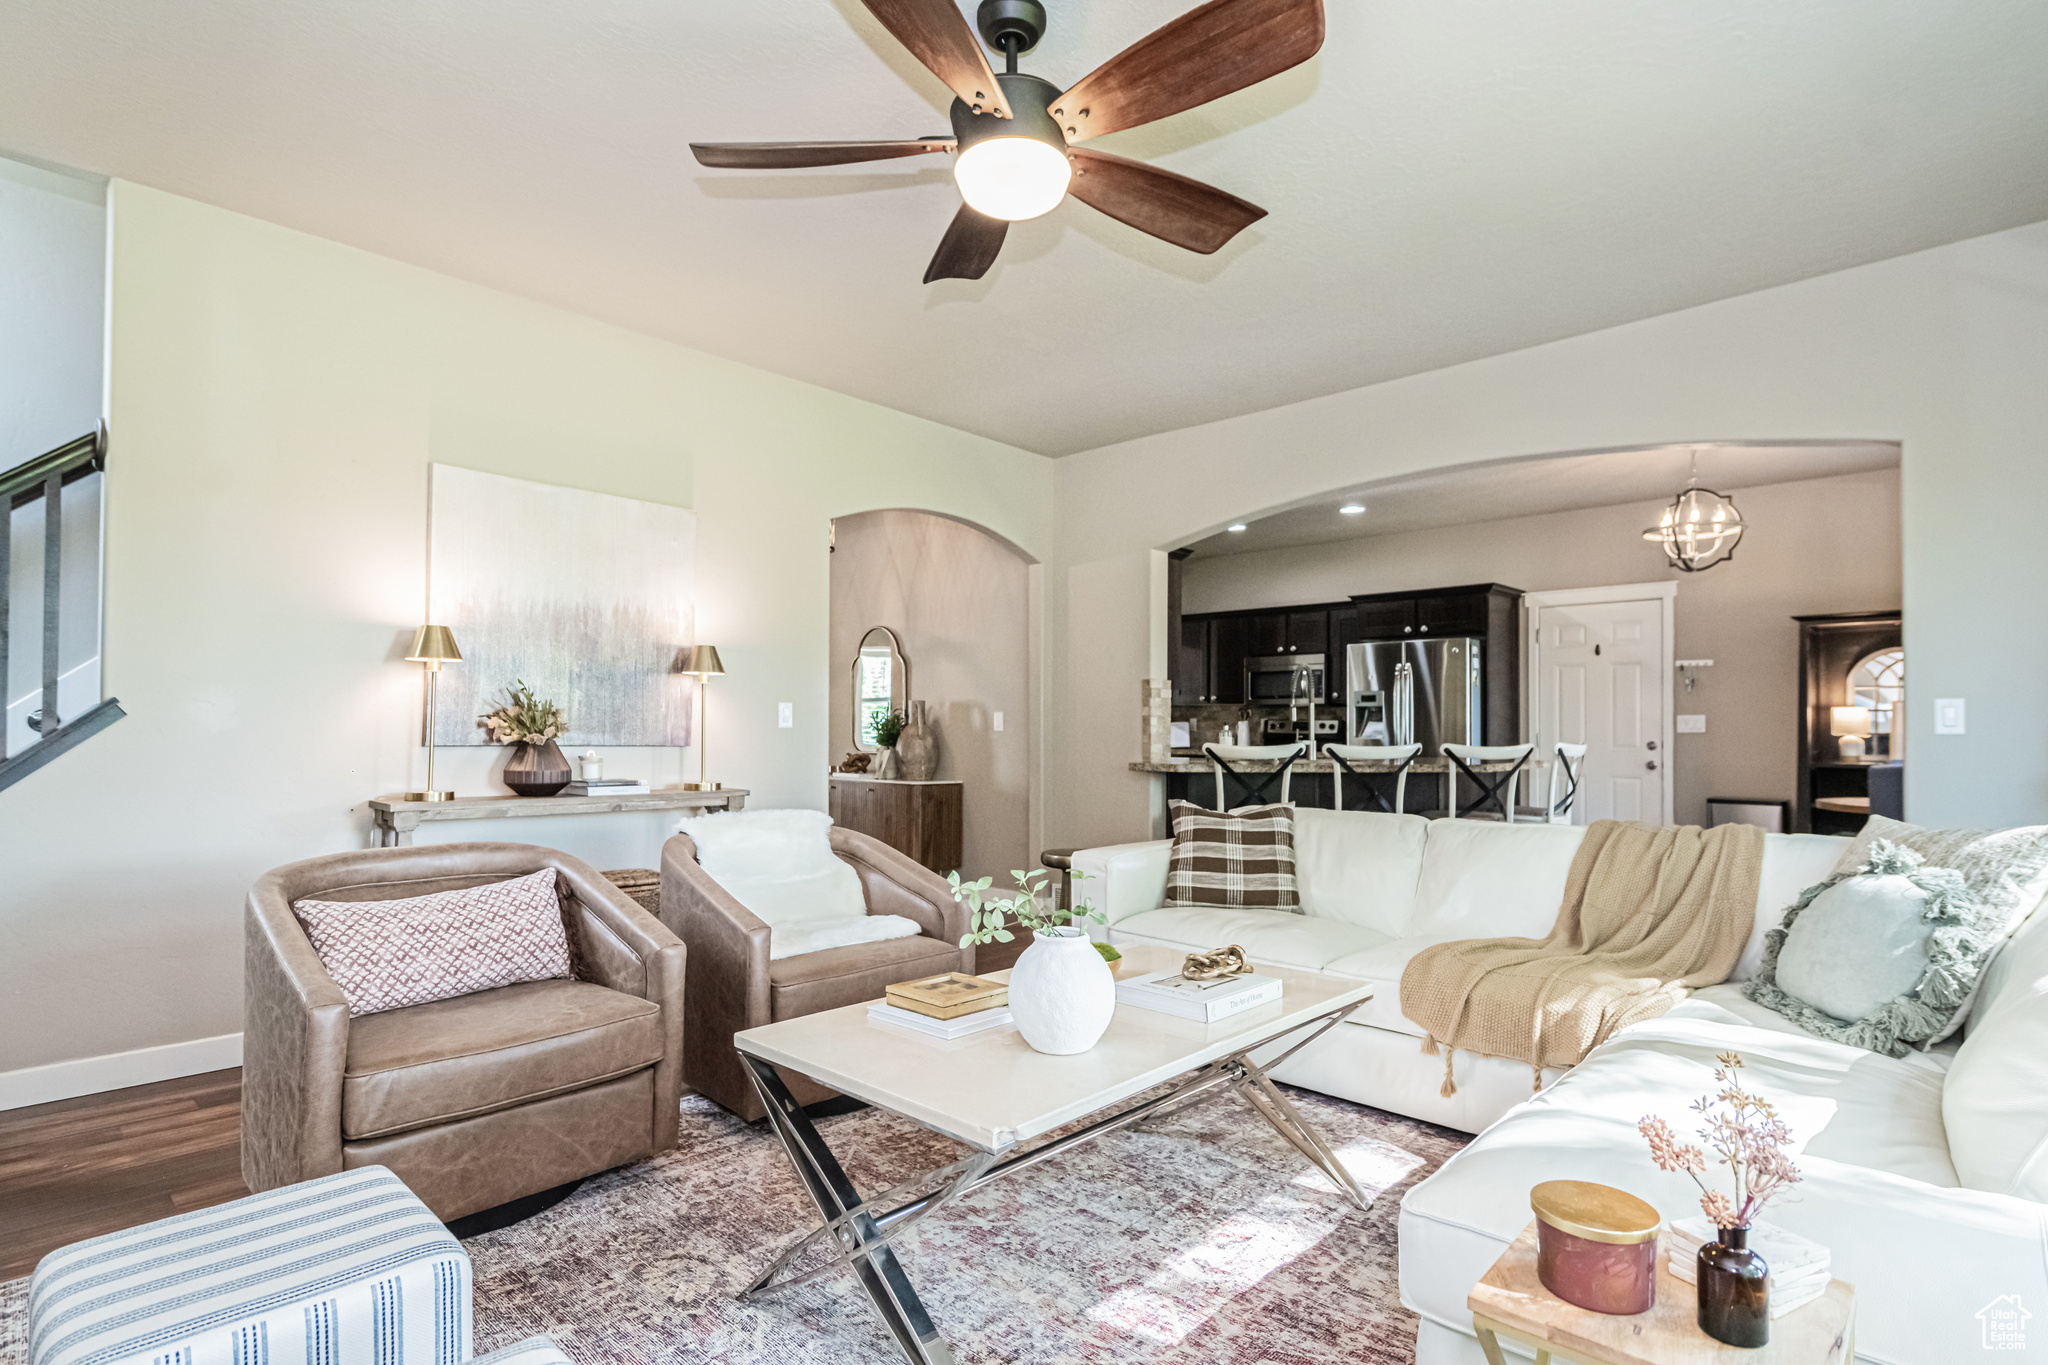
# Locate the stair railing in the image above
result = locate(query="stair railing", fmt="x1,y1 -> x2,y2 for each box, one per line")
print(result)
1,428 -> 124,792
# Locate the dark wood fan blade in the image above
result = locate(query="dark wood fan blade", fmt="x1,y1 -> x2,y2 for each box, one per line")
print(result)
691,140 -> 954,169
1050,0 -> 1323,143
1066,149 -> 1266,253
923,204 -> 1009,283
859,0 -> 1012,119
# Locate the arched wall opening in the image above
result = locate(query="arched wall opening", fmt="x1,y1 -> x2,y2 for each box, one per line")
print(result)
1149,439 -> 1903,830
829,507 -> 1037,883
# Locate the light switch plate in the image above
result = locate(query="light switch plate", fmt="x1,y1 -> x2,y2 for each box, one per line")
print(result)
778,702 -> 793,729
1676,714 -> 1706,733
1934,698 -> 1966,735
992,711 -> 1005,732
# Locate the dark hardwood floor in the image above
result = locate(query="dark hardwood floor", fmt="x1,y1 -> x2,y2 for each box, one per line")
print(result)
0,1068 -> 248,1280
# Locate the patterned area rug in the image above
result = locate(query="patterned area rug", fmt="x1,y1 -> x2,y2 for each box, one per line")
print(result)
0,1087 -> 1466,1364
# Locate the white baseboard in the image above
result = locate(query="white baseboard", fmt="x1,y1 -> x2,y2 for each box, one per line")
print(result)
0,1032 -> 244,1111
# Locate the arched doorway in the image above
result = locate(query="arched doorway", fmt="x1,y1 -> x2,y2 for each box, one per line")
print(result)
829,508 -> 1034,885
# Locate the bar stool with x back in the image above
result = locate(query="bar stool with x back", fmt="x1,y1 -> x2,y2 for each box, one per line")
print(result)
1442,743 -> 1537,822
1322,742 -> 1423,814
1203,742 -> 1309,810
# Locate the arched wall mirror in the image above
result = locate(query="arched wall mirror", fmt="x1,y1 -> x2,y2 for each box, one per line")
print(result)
852,626 -> 912,752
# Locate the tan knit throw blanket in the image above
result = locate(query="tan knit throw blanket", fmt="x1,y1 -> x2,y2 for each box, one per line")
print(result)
1400,819 -> 1765,1096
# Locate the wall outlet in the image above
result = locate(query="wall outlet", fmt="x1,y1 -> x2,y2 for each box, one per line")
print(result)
1934,698 -> 1966,735
1676,714 -> 1706,734
778,702 -> 793,729
992,711 -> 1005,732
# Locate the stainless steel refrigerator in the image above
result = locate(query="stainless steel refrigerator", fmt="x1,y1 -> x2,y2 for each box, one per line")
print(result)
1344,639 -> 1483,754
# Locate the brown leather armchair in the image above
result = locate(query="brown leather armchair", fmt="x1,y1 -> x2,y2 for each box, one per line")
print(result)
661,825 -> 970,1120
242,842 -> 686,1221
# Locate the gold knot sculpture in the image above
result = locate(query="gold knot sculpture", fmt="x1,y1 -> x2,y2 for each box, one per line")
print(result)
1181,944 -> 1248,980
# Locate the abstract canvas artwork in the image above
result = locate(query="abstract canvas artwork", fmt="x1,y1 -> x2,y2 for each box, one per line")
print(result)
428,464 -> 695,746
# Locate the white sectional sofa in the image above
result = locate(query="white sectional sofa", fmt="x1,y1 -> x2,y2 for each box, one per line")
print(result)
1073,809 -> 2048,1364
1073,809 -> 1845,1134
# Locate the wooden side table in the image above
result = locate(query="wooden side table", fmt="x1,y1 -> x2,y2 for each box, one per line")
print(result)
827,775 -> 962,872
1470,1222 -> 1854,1365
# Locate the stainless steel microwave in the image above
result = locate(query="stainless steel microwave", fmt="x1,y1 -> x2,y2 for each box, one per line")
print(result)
1245,653 -> 1325,705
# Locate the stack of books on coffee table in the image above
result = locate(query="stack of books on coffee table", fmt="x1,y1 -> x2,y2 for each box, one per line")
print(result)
1115,969 -> 1283,1023
868,972 -> 1012,1040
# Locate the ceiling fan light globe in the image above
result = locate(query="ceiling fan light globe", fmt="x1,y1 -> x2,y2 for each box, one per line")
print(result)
954,137 -> 1072,221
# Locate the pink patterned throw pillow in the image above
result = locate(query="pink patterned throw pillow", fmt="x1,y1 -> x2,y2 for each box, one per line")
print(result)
293,867 -> 575,1017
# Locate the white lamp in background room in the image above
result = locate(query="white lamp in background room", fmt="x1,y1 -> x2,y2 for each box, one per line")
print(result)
680,644 -> 725,791
1831,705 -> 1874,760
402,625 -> 462,801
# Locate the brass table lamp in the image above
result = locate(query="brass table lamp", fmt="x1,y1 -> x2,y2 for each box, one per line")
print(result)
681,644 -> 725,791
402,624 -> 462,801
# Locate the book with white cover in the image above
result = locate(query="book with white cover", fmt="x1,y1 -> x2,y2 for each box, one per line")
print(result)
1115,970 -> 1283,1023
565,779 -> 650,796
866,1001 -> 1015,1040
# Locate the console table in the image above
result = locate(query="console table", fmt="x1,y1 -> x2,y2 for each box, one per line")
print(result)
827,775 -> 961,873
368,788 -> 748,847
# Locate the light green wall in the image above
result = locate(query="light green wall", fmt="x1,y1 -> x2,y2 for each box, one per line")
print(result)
0,182 -> 1052,1076
1049,221 -> 2048,847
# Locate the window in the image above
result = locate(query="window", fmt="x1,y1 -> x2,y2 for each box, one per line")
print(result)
857,645 -> 895,749
1848,647 -> 1904,760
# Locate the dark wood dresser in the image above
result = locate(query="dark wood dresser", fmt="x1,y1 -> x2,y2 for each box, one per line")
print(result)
828,776 -> 963,874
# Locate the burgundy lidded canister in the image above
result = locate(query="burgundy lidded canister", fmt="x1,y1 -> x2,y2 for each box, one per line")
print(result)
1530,1180 -> 1662,1315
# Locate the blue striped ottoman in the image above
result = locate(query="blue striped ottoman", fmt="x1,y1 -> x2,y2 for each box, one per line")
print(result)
29,1166 -> 470,1365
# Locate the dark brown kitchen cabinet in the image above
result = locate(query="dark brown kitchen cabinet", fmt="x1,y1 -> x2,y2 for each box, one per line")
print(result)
1208,614 -> 1250,704
1288,610 -> 1329,656
1416,593 -> 1490,637
1249,611 -> 1288,658
1350,597 -> 1418,639
1175,614 -> 1208,703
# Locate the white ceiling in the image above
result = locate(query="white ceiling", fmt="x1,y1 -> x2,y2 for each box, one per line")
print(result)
1182,440 -> 1900,558
1,3 -> 2044,456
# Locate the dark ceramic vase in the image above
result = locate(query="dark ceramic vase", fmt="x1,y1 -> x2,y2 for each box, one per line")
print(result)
1697,1225 -> 1770,1348
504,739 -> 572,796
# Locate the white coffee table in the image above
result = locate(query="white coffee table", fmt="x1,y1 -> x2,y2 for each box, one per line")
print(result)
732,943 -> 1375,1365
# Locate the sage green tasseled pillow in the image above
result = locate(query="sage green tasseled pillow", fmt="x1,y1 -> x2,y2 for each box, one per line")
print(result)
1744,840 -> 1991,1057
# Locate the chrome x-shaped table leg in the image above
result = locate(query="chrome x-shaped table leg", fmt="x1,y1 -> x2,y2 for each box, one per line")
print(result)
737,1001 -> 1369,1364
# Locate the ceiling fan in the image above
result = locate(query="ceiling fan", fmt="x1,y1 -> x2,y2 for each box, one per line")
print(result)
691,0 -> 1324,283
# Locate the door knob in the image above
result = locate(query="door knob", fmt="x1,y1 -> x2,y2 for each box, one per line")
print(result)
1419,624 -> 1430,633
1404,626 -> 1414,634
1646,740 -> 1658,751
1646,760 -> 1659,771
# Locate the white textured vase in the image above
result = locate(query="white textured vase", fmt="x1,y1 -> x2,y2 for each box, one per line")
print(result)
1007,926 -> 1116,1055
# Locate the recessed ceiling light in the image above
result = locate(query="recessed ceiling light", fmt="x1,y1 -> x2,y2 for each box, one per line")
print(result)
1339,503 -> 1367,515
1227,523 -> 1248,533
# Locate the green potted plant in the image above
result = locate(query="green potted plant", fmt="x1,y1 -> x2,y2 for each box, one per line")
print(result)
870,708 -> 906,778
950,869 -> 1118,1055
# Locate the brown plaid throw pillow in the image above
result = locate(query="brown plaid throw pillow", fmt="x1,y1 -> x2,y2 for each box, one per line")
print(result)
1165,800 -> 1300,913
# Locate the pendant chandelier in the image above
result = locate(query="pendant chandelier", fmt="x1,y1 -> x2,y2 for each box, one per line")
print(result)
1643,449 -> 1745,572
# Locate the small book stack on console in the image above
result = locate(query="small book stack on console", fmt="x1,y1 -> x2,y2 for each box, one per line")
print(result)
564,778 -> 650,796
869,972 -> 1013,1040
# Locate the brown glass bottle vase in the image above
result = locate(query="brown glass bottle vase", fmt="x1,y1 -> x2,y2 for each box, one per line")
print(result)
1696,1225 -> 1770,1348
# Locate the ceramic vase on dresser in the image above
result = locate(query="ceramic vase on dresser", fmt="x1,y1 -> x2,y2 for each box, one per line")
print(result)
896,700 -> 939,781
1697,1226 -> 1770,1347
1007,926 -> 1115,1055
504,738 -> 572,796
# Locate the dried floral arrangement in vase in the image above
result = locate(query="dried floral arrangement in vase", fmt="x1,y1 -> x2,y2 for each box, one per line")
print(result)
481,680 -> 572,796
1639,1053 -> 1803,1348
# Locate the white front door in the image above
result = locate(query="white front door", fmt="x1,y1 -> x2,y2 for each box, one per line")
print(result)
1533,598 -> 1668,825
